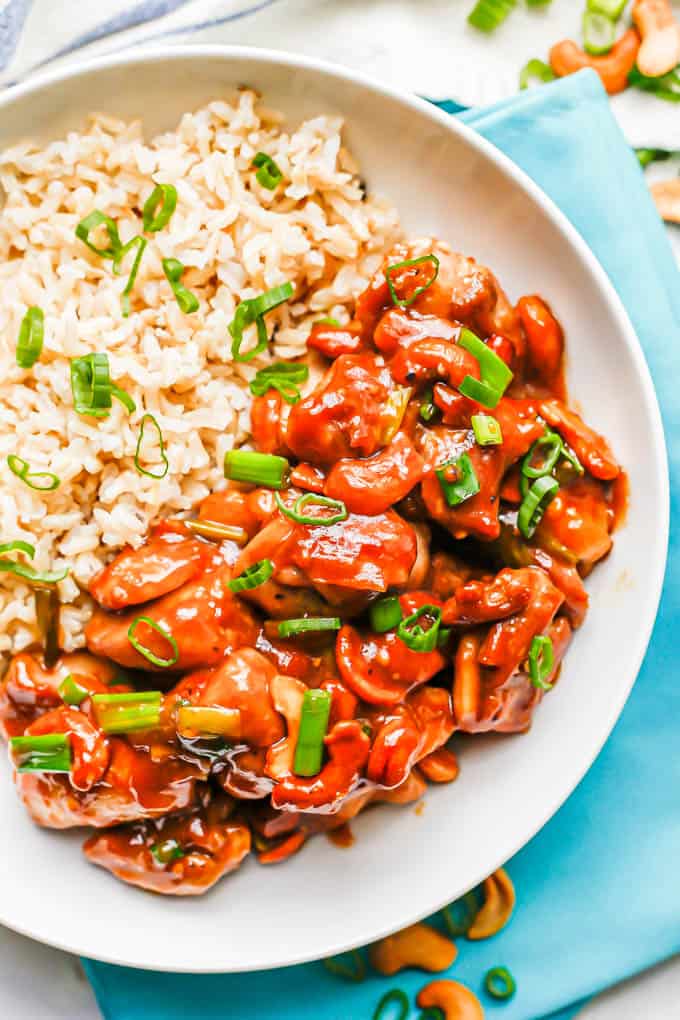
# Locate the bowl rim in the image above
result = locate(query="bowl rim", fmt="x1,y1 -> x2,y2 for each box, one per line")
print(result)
0,43 -> 669,972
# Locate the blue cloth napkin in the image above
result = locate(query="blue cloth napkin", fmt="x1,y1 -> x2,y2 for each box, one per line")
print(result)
84,70 -> 680,1020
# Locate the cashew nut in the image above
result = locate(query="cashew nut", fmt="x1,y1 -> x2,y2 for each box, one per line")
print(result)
650,178 -> 680,223
416,979 -> 484,1020
549,28 -> 641,95
467,868 -> 516,940
419,747 -> 460,784
633,0 -> 680,77
369,922 -> 457,975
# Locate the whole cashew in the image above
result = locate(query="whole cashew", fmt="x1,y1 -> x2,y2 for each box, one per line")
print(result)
467,868 -> 516,940
419,747 -> 460,783
369,922 -> 457,975
416,979 -> 484,1020
650,179 -> 680,223
633,0 -> 680,77
549,28 -> 641,95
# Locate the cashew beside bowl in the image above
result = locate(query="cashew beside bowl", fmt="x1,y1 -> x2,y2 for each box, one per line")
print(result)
467,867 -> 516,940
633,0 -> 680,77
416,979 -> 484,1020
549,29 -> 641,95
369,921 -> 457,975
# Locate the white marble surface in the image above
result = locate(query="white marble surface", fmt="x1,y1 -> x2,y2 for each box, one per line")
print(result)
1,0 -> 678,1016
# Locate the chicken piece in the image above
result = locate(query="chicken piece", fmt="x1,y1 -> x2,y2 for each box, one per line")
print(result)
85,563 -> 259,672
198,487 -> 276,540
324,432 -> 424,516
336,592 -> 446,705
535,477 -> 613,571
0,651 -> 119,740
428,551 -> 474,601
285,353 -> 396,465
217,747 -> 274,800
307,319 -> 365,358
517,295 -> 564,388
532,548 -> 589,628
83,792 -> 250,895
89,528 -> 212,611
540,399 -> 619,481
270,719 -> 370,813
367,686 -> 455,788
442,569 -> 533,627
373,307 -> 461,358
250,389 -> 293,457
14,738 -> 200,829
196,649 -> 285,748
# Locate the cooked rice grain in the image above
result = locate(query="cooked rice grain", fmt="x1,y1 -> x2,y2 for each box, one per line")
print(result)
0,91 -> 401,659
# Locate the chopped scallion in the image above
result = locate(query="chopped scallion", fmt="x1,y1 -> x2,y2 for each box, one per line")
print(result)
93,690 -> 163,733
471,413 -> 503,446
0,541 -> 67,586
229,282 -> 294,363
224,449 -> 290,489
518,475 -> 559,538
151,839 -> 185,864
467,0 -> 516,33
10,733 -> 71,773
162,258 -> 199,314
275,491 -> 348,525
127,616 -> 179,668
277,617 -> 341,639
293,688 -> 332,777
396,604 -> 442,653
58,674 -> 89,707
519,58 -> 556,90
134,413 -> 169,480
70,353 -> 135,418
142,183 -> 178,232
385,254 -> 440,308
185,519 -> 248,545
228,559 -> 274,593
528,634 -> 554,690
7,455 -> 60,492
582,10 -> 616,56
369,595 -> 403,633
16,306 -> 44,368
176,705 -> 241,739
249,361 -> 309,404
485,965 -> 517,1000
458,328 -> 513,409
435,452 -> 480,507
252,152 -> 283,190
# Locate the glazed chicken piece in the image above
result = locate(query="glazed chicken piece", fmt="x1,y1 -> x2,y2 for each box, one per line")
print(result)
367,686 -> 455,789
539,399 -> 619,481
83,791 -> 251,895
324,432 -> 424,516
534,476 -> 614,571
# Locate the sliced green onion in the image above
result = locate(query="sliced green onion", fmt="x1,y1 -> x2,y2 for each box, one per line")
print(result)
587,0 -> 627,17
518,475 -> 559,539
162,257 -> 199,314
0,540 -> 36,557
397,604 -> 442,653
560,442 -> 583,476
275,491 -> 348,525
458,328 -> 513,409
278,617 -> 341,639
16,306 -> 44,368
228,559 -> 274,593
419,387 -> 439,423
628,67 -> 680,103
485,965 -> 517,1000
252,152 -> 283,190
322,949 -> 366,982
526,0 -> 553,6
224,449 -> 289,489
75,210 -> 123,261
229,282 -> 294,363
0,541 -> 68,585
35,586 -> 60,668
582,11 -> 615,56
185,519 -> 248,545
528,634 -> 554,690
635,148 -> 672,170
249,361 -> 309,404
120,236 -> 146,316
467,0 -> 516,33
418,1010 -> 446,1020
10,733 -> 71,773
522,429 -> 563,479
519,58 -> 556,90
372,989 -> 409,1020
134,413 -> 169,480
293,688 -> 332,777
58,674 -> 89,707
7,455 -> 60,492
385,254 -> 440,308
142,184 -> 178,232
369,595 -> 403,633
151,838 -> 185,864
471,413 -> 503,446
315,316 -> 341,327
93,690 -> 162,733
436,453 -> 480,507
127,617 -> 179,668
441,890 -> 481,937
70,353 -> 135,417
177,705 -> 241,739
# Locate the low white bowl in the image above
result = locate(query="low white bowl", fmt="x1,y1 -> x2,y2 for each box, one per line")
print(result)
0,46 -> 668,973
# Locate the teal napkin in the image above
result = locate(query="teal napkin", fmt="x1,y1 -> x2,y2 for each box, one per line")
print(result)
83,70 -> 680,1020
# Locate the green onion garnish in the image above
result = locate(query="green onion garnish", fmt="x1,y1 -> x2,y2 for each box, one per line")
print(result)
7,455 -> 60,492
471,413 -> 503,446
134,413 -> 169,480
120,235 -> 147,317
277,617 -> 341,639
228,559 -> 274,593
151,839 -> 185,864
142,184 -> 178,232
229,282 -> 294,363
369,595 -> 403,633
315,316 -> 341,327
441,890 -> 481,937
275,491 -> 348,525
70,353 -> 135,418
224,449 -> 290,489
162,258 -> 199,314
16,306 -> 44,369
385,254 -> 440,308
522,429 -> 563,479
419,387 -> 439,423
252,152 -> 283,190
467,0 -> 516,33
10,733 -> 71,773
519,58 -> 556,90
396,604 -> 442,653
322,949 -> 366,983
628,66 -> 680,104
458,328 -> 513,409
587,0 -> 628,18
293,688 -> 332,777
518,475 -> 559,539
58,674 -> 89,706
435,453 -> 480,507
371,989 -> 409,1020
185,519 -> 248,545
177,705 -> 241,739
528,634 -> 554,690
92,690 -> 163,733
0,541 -> 68,585
485,965 -> 517,1000
127,616 -> 179,668
249,361 -> 309,405
635,148 -> 672,170
76,210 -> 123,261
582,10 -> 615,56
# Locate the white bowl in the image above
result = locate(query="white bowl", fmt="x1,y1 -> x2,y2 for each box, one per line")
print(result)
0,46 -> 668,973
